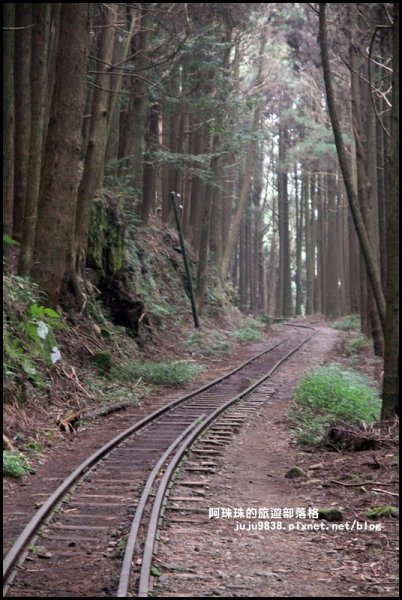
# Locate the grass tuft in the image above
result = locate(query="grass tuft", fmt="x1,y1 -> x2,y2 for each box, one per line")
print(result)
289,363 -> 381,446
232,327 -> 262,342
332,314 -> 360,331
3,451 -> 35,478
113,360 -> 205,386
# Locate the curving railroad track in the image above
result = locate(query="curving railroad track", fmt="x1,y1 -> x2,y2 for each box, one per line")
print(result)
3,322 -> 315,597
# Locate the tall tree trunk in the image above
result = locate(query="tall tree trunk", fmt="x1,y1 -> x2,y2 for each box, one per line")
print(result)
31,3 -> 90,308
188,124 -> 206,248
222,155 -> 235,252
382,4 -> 399,418
350,34 -> 384,354
132,4 -> 153,211
142,102 -> 160,223
3,3 -> 15,265
13,3 -> 32,242
315,177 -> 324,314
239,216 -> 248,313
221,106 -> 260,280
266,231 -> 277,319
106,4 -> 139,159
74,4 -> 117,279
18,4 -> 50,276
195,184 -> 212,315
319,3 -> 386,328
277,126 -> 293,317
195,161 -> 213,315
336,182 -> 350,316
295,167 -> 303,315
221,27 -> 267,280
326,170 -> 340,318
304,174 -> 315,315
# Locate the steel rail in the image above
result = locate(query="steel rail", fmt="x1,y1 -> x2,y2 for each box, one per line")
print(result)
116,414 -> 206,597
119,324 -> 316,597
3,335 -> 290,588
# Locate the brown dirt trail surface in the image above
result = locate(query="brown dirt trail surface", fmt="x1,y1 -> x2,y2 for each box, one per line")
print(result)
153,324 -> 399,597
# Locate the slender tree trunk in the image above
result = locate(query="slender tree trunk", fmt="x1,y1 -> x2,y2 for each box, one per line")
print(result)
221,106 -> 260,280
350,35 -> 384,354
221,27 -> 267,280
277,126 -> 293,317
31,3 -> 90,308
104,3 -> 126,179
315,177 -> 323,314
106,4 -> 139,152
340,184 -> 351,314
382,4 -> 399,418
142,103 -> 160,223
239,217 -> 248,313
222,155 -> 235,252
195,185 -> 213,314
267,231 -> 277,319
305,174 -> 315,315
295,167 -> 303,315
348,207 -> 361,314
74,4 -> 117,277
326,169 -> 340,318
18,4 -> 50,276
188,124 -> 205,248
336,180 -> 348,315
13,3 -> 32,242
196,131 -> 219,313
3,3 -> 15,265
132,4 -> 153,210
319,3 -> 386,328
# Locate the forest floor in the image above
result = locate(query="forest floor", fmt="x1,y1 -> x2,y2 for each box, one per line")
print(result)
3,319 -> 399,597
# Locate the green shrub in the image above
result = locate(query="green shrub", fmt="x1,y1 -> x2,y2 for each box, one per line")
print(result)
345,334 -> 367,356
186,330 -> 231,356
3,451 -> 34,477
232,327 -> 262,342
92,351 -> 112,374
113,360 -> 205,386
3,276 -> 62,394
289,363 -> 381,446
332,314 -> 360,331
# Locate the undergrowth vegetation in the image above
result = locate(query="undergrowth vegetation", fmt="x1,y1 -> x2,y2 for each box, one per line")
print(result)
332,314 -> 360,331
231,317 -> 265,343
186,330 -> 232,356
3,451 -> 35,478
113,360 -> 205,386
289,363 -> 381,446
3,275 -> 62,397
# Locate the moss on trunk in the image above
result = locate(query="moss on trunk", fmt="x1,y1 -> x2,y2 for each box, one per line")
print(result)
86,192 -> 125,286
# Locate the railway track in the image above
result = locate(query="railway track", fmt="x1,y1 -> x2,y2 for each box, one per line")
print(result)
3,323 -> 315,597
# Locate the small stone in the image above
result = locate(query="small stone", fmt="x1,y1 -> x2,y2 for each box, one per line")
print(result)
37,551 -> 52,559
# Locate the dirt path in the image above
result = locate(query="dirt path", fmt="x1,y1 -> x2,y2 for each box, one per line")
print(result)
153,324 -> 399,598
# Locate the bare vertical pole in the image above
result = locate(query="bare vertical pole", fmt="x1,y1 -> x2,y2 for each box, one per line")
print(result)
170,192 -> 200,329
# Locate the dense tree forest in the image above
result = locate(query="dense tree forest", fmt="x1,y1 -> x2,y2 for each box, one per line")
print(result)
3,3 -> 399,417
